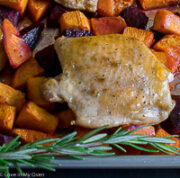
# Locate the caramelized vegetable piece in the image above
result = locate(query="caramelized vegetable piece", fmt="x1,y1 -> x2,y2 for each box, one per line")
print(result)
12,129 -> 52,143
129,125 -> 156,136
153,34 -> 180,63
47,5 -> 67,28
121,4 -> 148,29
56,109 -> 76,129
139,0 -> 179,10
16,102 -> 58,134
0,28 -> 7,71
0,104 -> 15,132
20,23 -> 44,50
60,11 -> 90,32
0,6 -> 20,27
27,77 -> 55,110
151,50 -> 178,73
153,10 -> 180,36
0,0 -> 28,15
12,58 -> 44,89
0,82 -> 25,111
155,127 -> 180,155
98,0 -> 115,17
35,45 -> 62,77
91,16 -> 127,35
2,19 -> 32,69
114,0 -> 134,15
63,29 -> 93,37
123,27 -> 154,47
161,96 -> 180,135
28,0 -> 51,23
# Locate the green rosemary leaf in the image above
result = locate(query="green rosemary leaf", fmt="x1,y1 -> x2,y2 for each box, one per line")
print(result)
149,143 -> 170,155
121,142 -> 159,153
112,127 -> 122,136
112,144 -> 127,152
79,125 -> 108,142
13,162 -> 23,175
126,140 -> 148,145
83,133 -> 107,144
2,136 -> 19,153
17,159 -> 35,167
140,137 -> 176,144
0,153 -> 31,160
69,155 -> 84,160
88,146 -> 112,151
104,135 -> 145,144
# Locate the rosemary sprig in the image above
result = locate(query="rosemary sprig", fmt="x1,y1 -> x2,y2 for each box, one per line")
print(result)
0,125 -> 179,177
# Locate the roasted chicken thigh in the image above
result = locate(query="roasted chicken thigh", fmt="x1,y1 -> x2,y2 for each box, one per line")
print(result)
42,34 -> 175,128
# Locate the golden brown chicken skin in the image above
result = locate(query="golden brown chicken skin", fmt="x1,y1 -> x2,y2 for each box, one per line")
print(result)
42,34 -> 175,128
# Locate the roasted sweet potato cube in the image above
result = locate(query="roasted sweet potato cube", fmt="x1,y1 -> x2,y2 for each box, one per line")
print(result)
153,34 -> 180,63
153,10 -> 180,36
0,82 -> 25,111
151,50 -> 178,73
60,11 -> 90,32
114,0 -> 134,15
0,104 -> 16,132
98,0 -> 115,17
56,109 -> 76,129
12,58 -> 44,89
139,0 -> 179,10
129,125 -> 156,136
12,129 -> 52,143
27,77 -> 55,110
0,0 -> 28,15
2,19 -> 32,69
28,0 -> 51,22
155,127 -> 180,155
123,27 -> 154,47
16,102 -> 58,134
91,16 -> 127,35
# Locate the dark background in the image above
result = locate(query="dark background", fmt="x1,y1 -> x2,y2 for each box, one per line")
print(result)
10,169 -> 180,178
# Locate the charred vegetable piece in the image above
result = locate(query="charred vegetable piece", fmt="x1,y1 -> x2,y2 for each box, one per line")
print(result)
0,6 -> 20,27
35,45 -> 62,77
121,4 -> 148,29
63,29 -> 93,37
2,19 -> 32,69
0,134 -> 13,145
161,96 -> 180,135
47,5 -> 67,28
20,23 -> 44,50
0,0 -> 28,15
151,30 -> 164,41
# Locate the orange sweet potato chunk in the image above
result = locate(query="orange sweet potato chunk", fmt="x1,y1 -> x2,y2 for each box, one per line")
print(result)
98,0 -> 115,17
28,0 -> 51,22
27,77 -> 55,110
91,16 -> 127,35
0,0 -> 28,15
12,129 -> 52,143
151,50 -> 178,73
12,58 -> 44,89
60,11 -> 90,32
16,101 -> 58,134
56,109 -> 76,129
0,104 -> 16,132
0,82 -> 25,111
153,10 -> 180,36
139,0 -> 178,10
156,127 -> 180,155
123,27 -> 154,47
130,126 -> 156,136
153,34 -> 180,63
